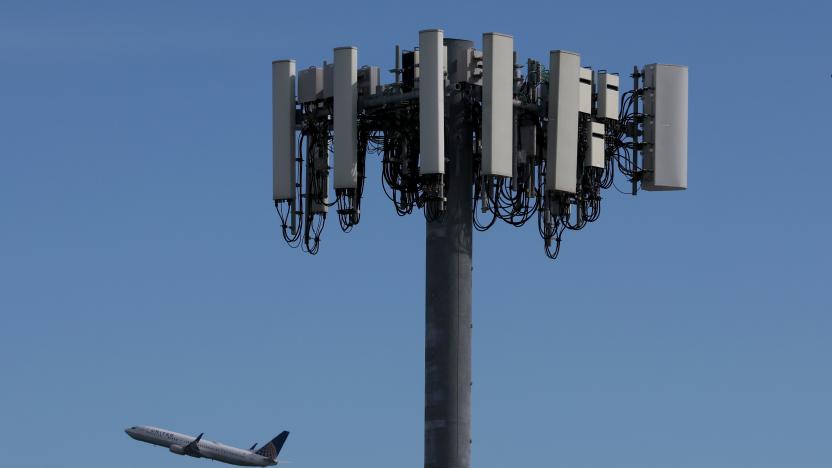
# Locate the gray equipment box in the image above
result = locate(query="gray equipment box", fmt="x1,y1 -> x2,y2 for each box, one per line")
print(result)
597,72 -> 619,120
579,67 -> 593,114
585,121 -> 605,168
358,66 -> 380,97
323,63 -> 335,99
298,66 -> 324,103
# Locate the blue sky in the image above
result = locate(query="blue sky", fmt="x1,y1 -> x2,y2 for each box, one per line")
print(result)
1,1 -> 830,467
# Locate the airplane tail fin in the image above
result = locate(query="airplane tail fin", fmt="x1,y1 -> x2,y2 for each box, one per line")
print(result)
255,431 -> 289,460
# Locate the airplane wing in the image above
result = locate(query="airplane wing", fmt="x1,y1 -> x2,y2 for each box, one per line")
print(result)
184,433 -> 204,457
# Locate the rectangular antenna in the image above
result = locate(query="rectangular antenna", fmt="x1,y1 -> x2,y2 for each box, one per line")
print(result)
272,59 -> 296,200
546,50 -> 580,194
333,47 -> 358,190
419,29 -> 444,175
642,64 -> 688,190
481,32 -> 514,178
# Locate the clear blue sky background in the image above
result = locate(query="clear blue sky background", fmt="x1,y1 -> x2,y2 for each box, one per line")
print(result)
1,1 -> 830,467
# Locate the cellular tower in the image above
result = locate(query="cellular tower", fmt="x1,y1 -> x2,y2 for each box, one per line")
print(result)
272,29 -> 688,468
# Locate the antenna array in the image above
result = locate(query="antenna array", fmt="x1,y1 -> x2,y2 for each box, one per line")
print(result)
273,29 -> 688,259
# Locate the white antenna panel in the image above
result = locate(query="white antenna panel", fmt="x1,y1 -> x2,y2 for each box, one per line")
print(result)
272,59 -> 296,201
419,29 -> 445,175
333,46 -> 358,190
546,50 -> 580,194
481,32 -> 514,178
642,64 -> 688,191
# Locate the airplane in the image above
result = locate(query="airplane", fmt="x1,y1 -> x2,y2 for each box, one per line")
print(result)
125,425 -> 289,467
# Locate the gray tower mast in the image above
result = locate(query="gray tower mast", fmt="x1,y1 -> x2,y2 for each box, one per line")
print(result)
424,37 -> 474,468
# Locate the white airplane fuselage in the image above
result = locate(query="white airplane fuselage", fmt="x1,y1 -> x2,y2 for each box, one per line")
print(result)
126,426 -> 278,467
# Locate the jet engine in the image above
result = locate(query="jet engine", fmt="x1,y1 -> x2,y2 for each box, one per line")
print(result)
169,445 -> 185,455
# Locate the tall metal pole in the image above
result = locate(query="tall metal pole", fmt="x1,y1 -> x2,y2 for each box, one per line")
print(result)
425,38 -> 473,468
